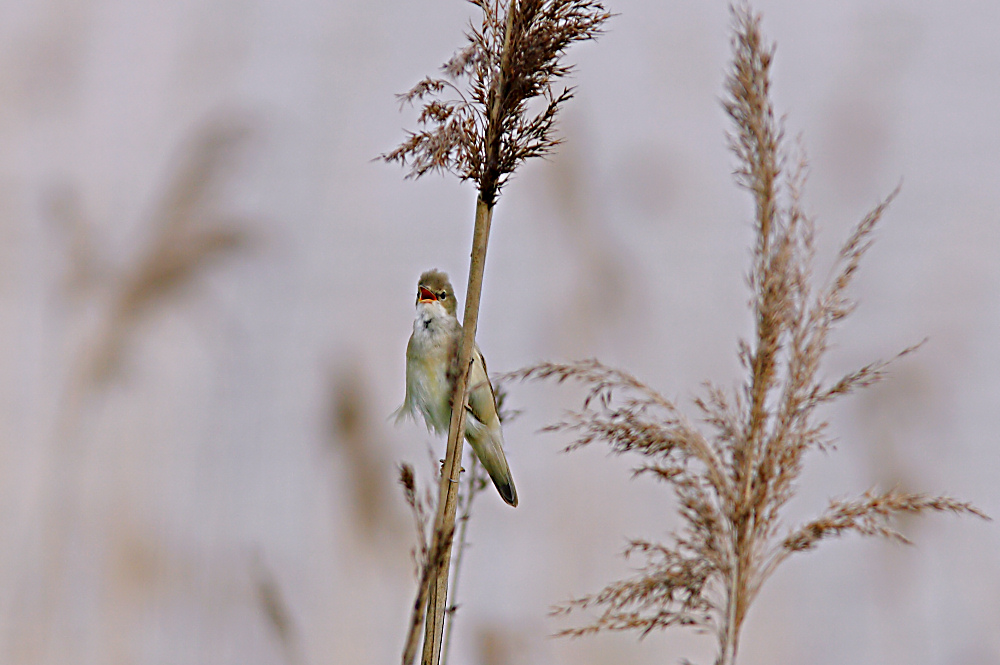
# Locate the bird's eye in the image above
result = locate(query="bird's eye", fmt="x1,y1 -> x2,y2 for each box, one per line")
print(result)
439,291 -> 448,300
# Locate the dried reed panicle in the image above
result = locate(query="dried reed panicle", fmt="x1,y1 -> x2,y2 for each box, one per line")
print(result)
90,118 -> 253,383
30,115 -> 256,657
400,463 -> 436,582
381,0 -> 610,206
507,5 -> 987,663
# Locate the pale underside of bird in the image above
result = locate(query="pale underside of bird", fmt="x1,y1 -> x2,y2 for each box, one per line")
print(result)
394,269 -> 518,507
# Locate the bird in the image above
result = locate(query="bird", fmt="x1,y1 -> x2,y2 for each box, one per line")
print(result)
394,269 -> 518,507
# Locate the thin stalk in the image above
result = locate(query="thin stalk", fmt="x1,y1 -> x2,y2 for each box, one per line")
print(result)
719,586 -> 739,665
441,455 -> 483,665
422,196 -> 494,664
717,530 -> 745,665
401,555 -> 433,665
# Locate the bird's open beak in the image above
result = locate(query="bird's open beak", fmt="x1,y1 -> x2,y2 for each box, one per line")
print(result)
418,286 -> 437,303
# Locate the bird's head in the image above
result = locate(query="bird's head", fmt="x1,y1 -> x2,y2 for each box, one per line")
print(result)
415,269 -> 458,318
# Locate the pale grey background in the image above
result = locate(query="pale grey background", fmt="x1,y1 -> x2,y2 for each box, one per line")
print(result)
0,0 -> 997,664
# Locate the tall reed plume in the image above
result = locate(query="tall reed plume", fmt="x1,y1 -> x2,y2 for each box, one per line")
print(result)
506,5 -> 987,664
30,116 -> 254,656
383,2 -> 610,663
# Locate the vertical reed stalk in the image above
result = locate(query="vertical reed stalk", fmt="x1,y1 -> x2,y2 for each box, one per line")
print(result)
441,455 -> 485,665
422,197 -> 494,664
384,3 -> 610,662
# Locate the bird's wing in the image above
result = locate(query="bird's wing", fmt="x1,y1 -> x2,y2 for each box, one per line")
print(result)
466,345 -> 500,428
392,334 -> 416,423
464,345 -> 517,506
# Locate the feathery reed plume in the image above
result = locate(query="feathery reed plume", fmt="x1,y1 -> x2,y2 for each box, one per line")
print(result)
30,115 -> 257,653
506,5 -> 987,664
384,2 -> 609,663
383,0 -> 611,207
90,116 -> 254,382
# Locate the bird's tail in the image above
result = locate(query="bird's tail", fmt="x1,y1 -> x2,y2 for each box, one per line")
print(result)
390,399 -> 412,425
467,425 -> 518,507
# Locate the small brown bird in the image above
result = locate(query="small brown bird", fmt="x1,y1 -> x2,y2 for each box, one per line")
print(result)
394,270 -> 518,507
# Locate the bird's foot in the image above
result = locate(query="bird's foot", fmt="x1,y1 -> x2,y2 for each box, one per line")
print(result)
439,459 -> 466,476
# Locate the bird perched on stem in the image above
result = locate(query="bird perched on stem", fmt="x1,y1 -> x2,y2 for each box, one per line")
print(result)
395,269 -> 518,507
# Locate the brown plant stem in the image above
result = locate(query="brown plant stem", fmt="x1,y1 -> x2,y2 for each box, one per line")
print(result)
401,555 -> 433,665
718,522 -> 749,665
441,456 -> 484,665
421,196 -> 494,665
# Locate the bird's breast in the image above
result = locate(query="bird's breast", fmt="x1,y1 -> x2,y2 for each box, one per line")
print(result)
406,309 -> 459,433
